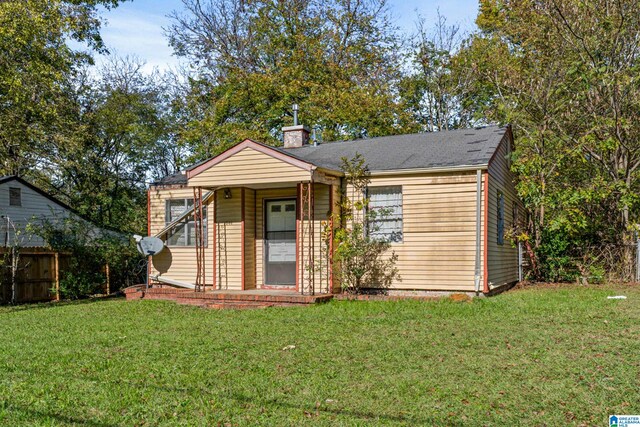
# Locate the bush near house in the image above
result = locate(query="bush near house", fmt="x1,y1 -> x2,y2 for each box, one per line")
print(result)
32,218 -> 144,299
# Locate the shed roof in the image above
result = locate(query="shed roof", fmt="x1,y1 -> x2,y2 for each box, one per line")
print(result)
153,125 -> 509,185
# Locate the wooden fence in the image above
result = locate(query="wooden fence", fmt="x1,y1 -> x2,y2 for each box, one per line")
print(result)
0,248 -> 89,303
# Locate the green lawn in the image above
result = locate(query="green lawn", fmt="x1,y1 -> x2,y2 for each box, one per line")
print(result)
0,285 -> 638,426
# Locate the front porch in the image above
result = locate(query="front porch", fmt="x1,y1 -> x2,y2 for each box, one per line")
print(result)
149,139 -> 342,295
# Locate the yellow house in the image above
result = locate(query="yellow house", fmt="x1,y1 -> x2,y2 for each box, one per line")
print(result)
147,124 -> 521,296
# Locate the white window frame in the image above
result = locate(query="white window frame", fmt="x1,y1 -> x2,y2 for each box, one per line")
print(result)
366,185 -> 403,243
165,198 -> 207,247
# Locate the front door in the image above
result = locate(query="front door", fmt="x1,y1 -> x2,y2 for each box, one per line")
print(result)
265,199 -> 297,286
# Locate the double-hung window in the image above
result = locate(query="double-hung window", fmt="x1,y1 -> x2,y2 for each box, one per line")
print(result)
165,199 -> 207,246
367,186 -> 403,243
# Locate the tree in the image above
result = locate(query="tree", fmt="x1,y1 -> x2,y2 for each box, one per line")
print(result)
167,0 -> 412,161
0,0 -> 126,177
460,0 -> 640,280
51,57 -> 169,233
400,12 -> 479,131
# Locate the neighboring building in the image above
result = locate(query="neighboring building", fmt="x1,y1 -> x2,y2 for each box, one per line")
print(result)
0,176 -> 96,247
148,124 -> 522,295
0,176 -> 121,303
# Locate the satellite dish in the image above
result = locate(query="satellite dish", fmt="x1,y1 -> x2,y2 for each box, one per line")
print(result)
135,236 -> 165,256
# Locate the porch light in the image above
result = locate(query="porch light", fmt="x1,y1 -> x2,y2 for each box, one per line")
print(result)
224,188 -> 232,199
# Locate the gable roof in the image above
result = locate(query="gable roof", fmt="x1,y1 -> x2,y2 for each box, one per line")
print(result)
185,139 -> 315,180
279,125 -> 509,173
153,125 -> 510,185
0,175 -> 124,235
0,175 -> 77,213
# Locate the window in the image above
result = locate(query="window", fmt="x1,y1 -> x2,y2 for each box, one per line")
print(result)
367,186 -> 403,243
9,187 -> 21,207
497,190 -> 505,245
165,199 -> 207,246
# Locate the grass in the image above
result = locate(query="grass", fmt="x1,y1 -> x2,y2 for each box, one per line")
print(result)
0,285 -> 638,426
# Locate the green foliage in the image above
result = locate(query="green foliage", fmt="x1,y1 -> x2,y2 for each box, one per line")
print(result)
333,154 -> 399,293
0,1 -> 169,239
457,0 -> 640,281
0,0 -> 128,176
52,58 -> 174,233
31,217 -> 144,299
168,0 -> 413,160
535,229 -> 577,283
399,13 -> 479,132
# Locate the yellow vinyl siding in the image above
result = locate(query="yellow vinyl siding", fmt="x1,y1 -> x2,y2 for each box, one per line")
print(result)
303,183 -> 332,294
487,136 -> 521,289
214,188 -> 242,290
148,186 -> 214,285
188,147 -> 311,187
349,172 -> 481,291
243,188 -> 256,290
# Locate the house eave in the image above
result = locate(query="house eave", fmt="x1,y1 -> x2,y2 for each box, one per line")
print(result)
368,164 -> 489,177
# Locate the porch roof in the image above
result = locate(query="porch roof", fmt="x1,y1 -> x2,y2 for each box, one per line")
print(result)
183,139 -> 340,189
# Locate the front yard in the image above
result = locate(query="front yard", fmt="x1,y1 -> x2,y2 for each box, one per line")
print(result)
0,284 -> 638,426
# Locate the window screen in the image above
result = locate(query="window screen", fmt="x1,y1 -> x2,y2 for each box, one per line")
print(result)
367,186 -> 403,243
9,187 -> 21,207
165,198 -> 207,246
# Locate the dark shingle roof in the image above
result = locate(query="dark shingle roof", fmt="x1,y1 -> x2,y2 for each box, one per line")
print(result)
154,172 -> 187,186
154,126 -> 508,185
279,125 -> 508,172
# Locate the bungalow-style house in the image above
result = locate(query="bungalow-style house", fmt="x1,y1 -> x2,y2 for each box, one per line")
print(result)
148,124 -> 522,295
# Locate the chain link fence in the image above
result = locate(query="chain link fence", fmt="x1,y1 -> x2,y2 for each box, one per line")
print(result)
519,241 -> 640,284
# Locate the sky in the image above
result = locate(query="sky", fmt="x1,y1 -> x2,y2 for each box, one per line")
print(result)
96,0 -> 480,74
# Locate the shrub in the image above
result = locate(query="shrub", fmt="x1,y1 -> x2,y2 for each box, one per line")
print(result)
30,217 -> 144,299
333,154 -> 400,293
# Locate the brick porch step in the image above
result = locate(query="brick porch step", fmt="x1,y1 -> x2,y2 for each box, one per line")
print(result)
126,285 -> 333,309
205,301 -> 275,310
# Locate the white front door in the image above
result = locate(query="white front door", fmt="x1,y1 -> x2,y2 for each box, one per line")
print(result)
265,199 -> 296,285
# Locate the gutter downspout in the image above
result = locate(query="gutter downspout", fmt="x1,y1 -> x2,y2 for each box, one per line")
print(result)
474,169 -> 482,294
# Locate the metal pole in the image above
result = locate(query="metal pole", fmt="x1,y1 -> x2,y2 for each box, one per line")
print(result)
146,257 -> 150,290
518,242 -> 523,282
474,170 -> 482,293
636,236 -> 640,282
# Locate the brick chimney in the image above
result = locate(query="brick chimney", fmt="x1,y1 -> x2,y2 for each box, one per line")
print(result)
283,125 -> 310,148
282,103 -> 310,148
